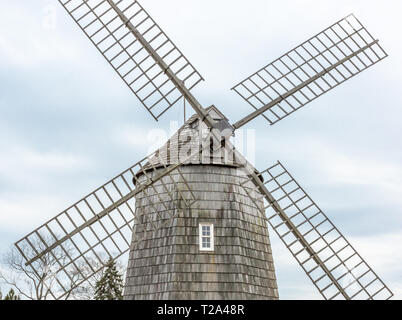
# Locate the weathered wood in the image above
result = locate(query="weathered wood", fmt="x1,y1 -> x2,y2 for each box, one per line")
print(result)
124,107 -> 279,300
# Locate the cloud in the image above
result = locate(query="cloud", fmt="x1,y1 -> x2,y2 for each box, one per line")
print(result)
345,232 -> 402,299
0,147 -> 89,171
0,146 -> 91,193
320,149 -> 402,204
285,138 -> 402,204
0,2 -> 80,68
270,231 -> 402,299
0,194 -> 66,233
112,124 -> 171,154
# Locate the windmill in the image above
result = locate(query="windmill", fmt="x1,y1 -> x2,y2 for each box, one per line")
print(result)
14,0 -> 393,300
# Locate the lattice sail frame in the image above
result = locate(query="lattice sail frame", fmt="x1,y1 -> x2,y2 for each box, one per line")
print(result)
241,161 -> 393,300
59,0 -> 203,120
232,14 -> 387,128
13,122 -> 238,300
14,150 -> 198,300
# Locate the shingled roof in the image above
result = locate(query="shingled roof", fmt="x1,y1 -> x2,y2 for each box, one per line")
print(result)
143,105 -> 242,171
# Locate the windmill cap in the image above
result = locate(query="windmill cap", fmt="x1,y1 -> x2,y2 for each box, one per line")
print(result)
133,105 -> 257,183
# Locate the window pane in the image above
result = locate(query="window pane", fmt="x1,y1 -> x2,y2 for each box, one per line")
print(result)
202,237 -> 211,248
202,226 -> 210,236
200,224 -> 213,251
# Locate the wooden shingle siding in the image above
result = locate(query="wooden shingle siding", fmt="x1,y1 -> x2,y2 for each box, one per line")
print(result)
124,106 -> 278,300
124,165 -> 279,300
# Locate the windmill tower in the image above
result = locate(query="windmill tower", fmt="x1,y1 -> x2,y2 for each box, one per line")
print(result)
14,0 -> 394,300
124,106 -> 278,299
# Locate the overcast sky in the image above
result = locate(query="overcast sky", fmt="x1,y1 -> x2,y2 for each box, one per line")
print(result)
0,0 -> 401,299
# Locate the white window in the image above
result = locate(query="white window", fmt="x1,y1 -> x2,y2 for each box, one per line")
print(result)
199,223 -> 214,252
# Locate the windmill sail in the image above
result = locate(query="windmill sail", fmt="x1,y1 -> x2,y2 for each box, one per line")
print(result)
14,151 -> 197,300
232,14 -> 387,129
241,161 -> 393,300
58,0 -> 203,120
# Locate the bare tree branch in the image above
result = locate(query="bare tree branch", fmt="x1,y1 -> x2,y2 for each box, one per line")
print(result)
1,236 -> 126,300
0,234 -> 89,300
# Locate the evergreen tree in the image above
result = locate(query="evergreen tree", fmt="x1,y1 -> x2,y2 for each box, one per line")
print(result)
0,288 -> 20,300
94,258 -> 123,300
4,289 -> 20,300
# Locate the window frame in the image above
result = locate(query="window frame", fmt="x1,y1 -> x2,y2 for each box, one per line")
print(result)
199,223 -> 214,252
